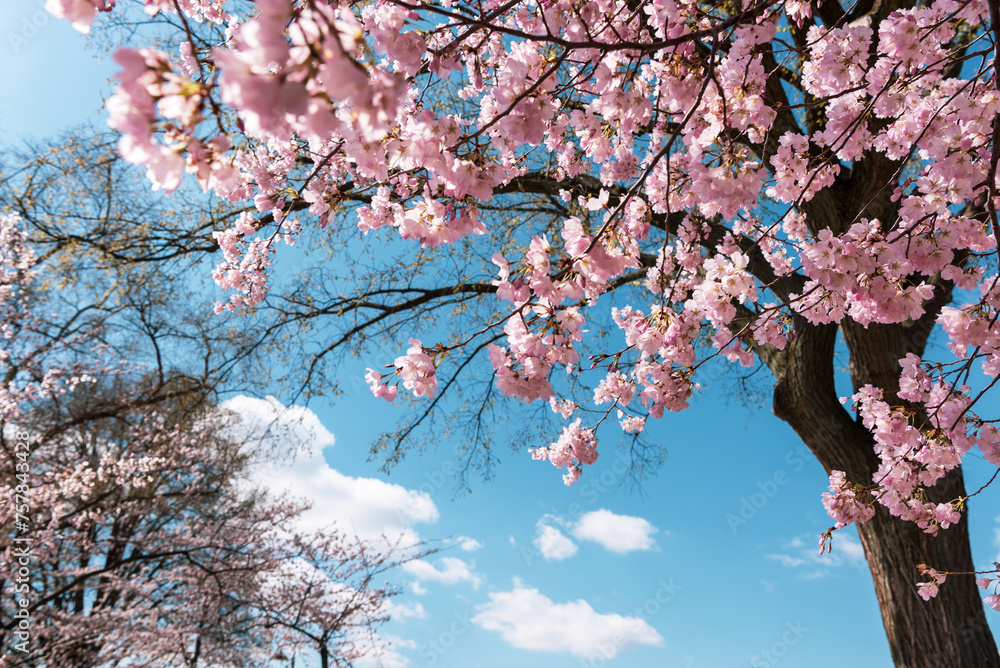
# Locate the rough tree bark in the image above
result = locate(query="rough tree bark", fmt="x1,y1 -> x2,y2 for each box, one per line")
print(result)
769,318 -> 999,667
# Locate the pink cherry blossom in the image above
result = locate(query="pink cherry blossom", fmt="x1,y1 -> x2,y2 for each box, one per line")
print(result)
394,339 -> 438,399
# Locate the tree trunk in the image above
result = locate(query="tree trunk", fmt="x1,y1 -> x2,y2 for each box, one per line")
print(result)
857,472 -> 998,667
768,319 -> 999,667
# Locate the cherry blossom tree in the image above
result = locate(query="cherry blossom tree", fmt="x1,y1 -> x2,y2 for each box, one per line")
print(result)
254,532 -> 419,668
0,210 -> 424,666
41,0 -> 1000,664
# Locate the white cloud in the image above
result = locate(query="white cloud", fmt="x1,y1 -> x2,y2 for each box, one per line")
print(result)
473,580 -> 663,659
837,533 -> 866,561
534,523 -> 578,561
571,510 -> 658,554
386,600 -> 426,620
220,395 -> 438,543
768,554 -> 806,568
355,647 -> 409,668
277,462 -> 438,541
221,395 -> 335,453
454,536 -> 483,551
354,633 -> 416,668
402,557 -> 483,589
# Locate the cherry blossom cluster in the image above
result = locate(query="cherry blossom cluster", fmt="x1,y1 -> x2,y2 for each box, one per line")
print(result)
828,382 -> 968,535
0,213 -> 35,318
938,291 -> 1000,380
0,214 -> 36,420
792,217 -> 976,327
813,345 -> 1000,608
609,306 -> 698,420
368,338 -> 438,401
43,421 -> 200,530
817,350 -> 1000,608
44,0 -> 115,33
917,564 -> 1000,611
47,0 -> 229,32
821,470 -> 875,530
107,47 -> 238,194
916,564 -> 947,601
978,574 -> 1000,611
530,418 -> 599,486
211,212 -> 300,312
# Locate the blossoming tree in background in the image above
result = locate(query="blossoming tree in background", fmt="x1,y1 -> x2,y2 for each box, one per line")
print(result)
0,206 -> 423,666
43,0 -> 1000,664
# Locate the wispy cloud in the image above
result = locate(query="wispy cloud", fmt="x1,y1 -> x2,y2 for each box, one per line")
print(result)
453,536 -> 483,551
767,532 -> 866,579
386,600 -> 427,620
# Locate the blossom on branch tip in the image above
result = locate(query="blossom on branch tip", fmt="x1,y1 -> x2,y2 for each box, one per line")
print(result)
822,471 -> 875,529
365,368 -> 398,402
394,339 -> 438,399
531,419 -> 599,486
916,564 -> 946,601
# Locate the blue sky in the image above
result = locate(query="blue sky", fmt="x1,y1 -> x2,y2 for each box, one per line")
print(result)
3,6 -> 1000,667
0,4 -> 114,140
